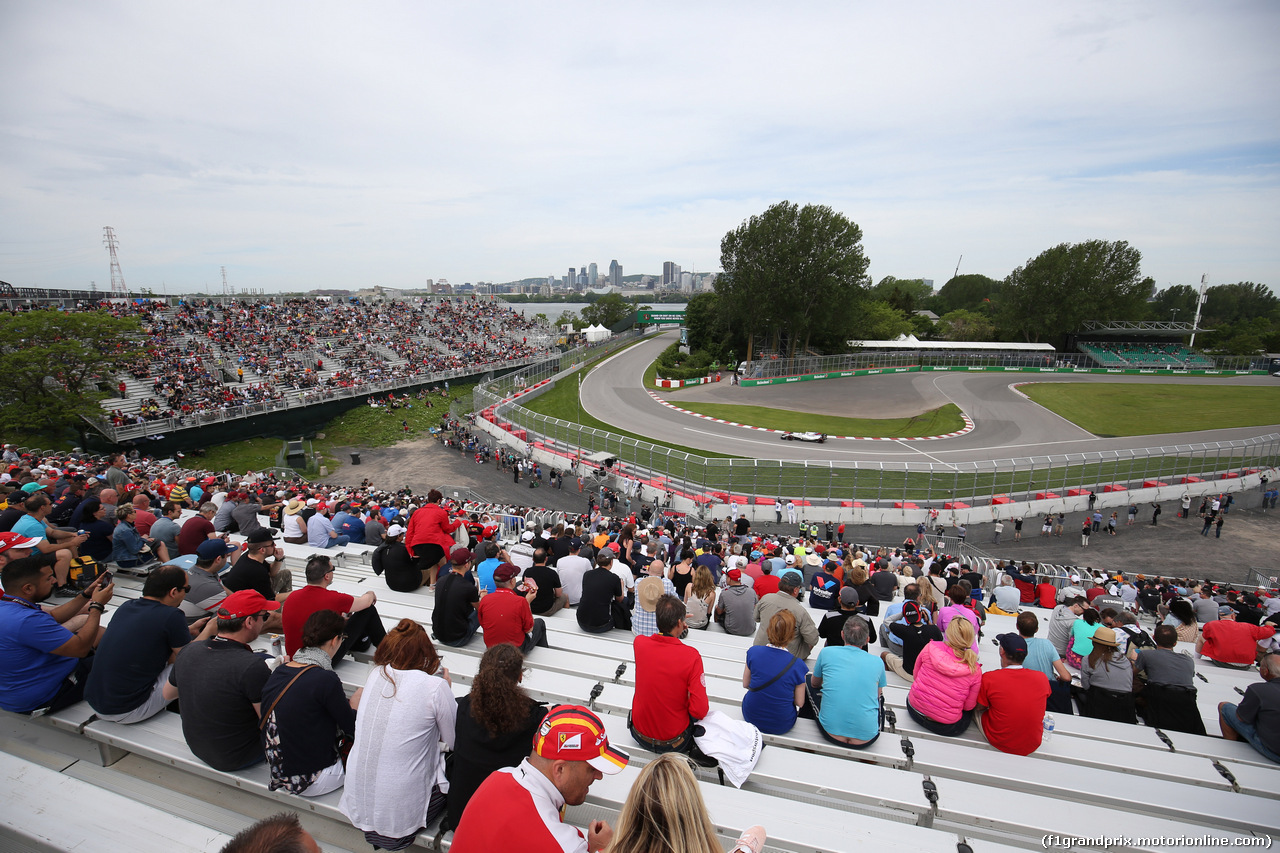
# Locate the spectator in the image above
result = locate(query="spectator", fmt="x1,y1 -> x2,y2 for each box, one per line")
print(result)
684,565 -> 717,630
306,503 -> 349,550
474,541 -> 507,595
819,587 -> 878,649
989,575 -> 1021,615
1046,595 -> 1087,657
0,558 -> 113,713
76,498 -> 116,564
341,619 -> 457,851
7,493 -> 82,595
404,488 -> 463,587
149,502 -> 184,558
1219,652 -> 1280,764
280,499 -> 308,544
556,538 -> 591,606
906,618 -> 982,736
224,530 -> 292,604
1065,608 -> 1101,670
742,609 -> 809,734
715,568 -> 757,636
282,554 -> 383,662
1198,607 -> 1275,668
479,562 -> 548,652
809,559 -> 841,611
807,617 -> 885,748
444,645 -> 547,832
844,564 -> 879,617
218,812 -> 321,853
131,493 -> 158,535
433,547 -> 481,647
1015,611 -> 1074,713
633,559 -> 678,638
260,609 -> 360,796
179,539 -> 235,624
110,503 -> 168,568
975,633 -> 1051,755
169,589 -> 279,771
610,753 -> 767,853
937,585 -> 981,650
86,565 -> 216,723
449,704 -> 626,853
333,504 -> 366,545
1078,627 -> 1137,723
752,574 -> 819,660
524,548 -> 569,616
177,503 -> 224,556
1134,624 -> 1204,734
576,549 -> 625,634
212,492 -> 239,533
630,594 -> 711,759
370,523 -> 423,591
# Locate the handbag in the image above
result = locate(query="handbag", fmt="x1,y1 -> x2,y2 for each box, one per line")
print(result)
258,665 -> 316,731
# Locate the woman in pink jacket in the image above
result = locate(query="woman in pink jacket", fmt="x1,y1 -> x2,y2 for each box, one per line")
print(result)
405,489 -> 463,587
906,618 -> 982,736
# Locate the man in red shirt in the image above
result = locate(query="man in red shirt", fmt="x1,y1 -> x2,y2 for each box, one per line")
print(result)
976,633 -> 1051,755
280,554 -> 382,663
450,704 -> 626,853
754,562 -> 781,598
1198,608 -> 1275,668
478,562 -> 548,652
177,503 -> 224,556
630,594 -> 710,756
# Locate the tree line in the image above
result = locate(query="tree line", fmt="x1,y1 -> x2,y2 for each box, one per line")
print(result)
686,201 -> 1276,360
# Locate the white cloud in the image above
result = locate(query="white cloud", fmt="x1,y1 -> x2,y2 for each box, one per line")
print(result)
0,0 -> 1276,291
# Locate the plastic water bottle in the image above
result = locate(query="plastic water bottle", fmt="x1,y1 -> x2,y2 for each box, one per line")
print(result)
1042,713 -> 1055,742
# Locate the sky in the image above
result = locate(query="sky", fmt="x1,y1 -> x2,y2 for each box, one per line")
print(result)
2,1 -> 1278,295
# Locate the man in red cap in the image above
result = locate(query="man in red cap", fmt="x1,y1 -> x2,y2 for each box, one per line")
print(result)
478,562 -> 548,652
168,589 -> 279,771
450,704 -> 627,853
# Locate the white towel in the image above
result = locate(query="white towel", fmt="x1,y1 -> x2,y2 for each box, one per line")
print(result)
693,710 -> 762,788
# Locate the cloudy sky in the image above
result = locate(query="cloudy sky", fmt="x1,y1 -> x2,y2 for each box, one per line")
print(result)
2,1 -> 1277,294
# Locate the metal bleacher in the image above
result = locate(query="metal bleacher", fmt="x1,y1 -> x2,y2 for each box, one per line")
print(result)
2,521 -> 1276,852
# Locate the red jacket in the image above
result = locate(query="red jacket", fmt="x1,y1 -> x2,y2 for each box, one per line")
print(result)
405,502 -> 462,553
632,634 -> 708,740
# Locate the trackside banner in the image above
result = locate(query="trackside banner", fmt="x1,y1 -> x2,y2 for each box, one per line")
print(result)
740,365 -> 1266,386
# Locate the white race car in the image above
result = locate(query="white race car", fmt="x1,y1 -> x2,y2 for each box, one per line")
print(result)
780,431 -> 827,443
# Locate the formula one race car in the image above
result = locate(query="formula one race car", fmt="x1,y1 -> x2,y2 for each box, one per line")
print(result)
780,431 -> 828,443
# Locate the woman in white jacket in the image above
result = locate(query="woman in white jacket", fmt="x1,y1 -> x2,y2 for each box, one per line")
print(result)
341,619 -> 456,851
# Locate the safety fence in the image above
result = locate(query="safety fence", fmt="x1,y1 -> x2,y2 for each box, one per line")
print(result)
474,367 -> 1280,509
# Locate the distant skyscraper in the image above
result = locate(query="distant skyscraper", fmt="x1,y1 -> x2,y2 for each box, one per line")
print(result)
588,262 -> 598,286
662,261 -> 676,287
609,259 -> 622,288
567,268 -> 576,291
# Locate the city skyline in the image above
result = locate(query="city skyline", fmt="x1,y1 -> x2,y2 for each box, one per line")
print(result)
2,2 -> 1277,294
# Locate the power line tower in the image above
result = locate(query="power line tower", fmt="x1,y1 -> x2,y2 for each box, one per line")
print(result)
102,227 -> 127,296
221,266 -> 232,296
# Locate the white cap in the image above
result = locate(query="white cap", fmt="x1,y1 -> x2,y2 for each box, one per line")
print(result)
387,524 -> 406,537
521,531 -> 535,541
785,554 -> 796,565
306,498 -> 320,506
1070,574 -> 1081,582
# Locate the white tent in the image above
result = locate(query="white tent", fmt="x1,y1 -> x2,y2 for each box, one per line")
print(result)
585,324 -> 612,342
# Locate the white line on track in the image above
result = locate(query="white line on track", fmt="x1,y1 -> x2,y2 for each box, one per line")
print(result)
680,427 -> 916,455
894,439 -> 959,469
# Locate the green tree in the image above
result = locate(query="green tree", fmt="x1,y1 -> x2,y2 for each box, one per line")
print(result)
851,300 -> 914,341
1146,284 -> 1200,324
0,309 -> 144,441
580,292 -> 630,328
936,308 -> 996,342
553,309 -> 585,330
999,240 -> 1153,344
683,291 -> 737,360
933,274 -> 1002,315
1202,282 -> 1279,326
870,276 -> 932,315
718,201 -> 870,358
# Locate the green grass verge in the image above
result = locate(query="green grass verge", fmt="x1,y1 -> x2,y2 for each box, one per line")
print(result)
1020,383 -> 1280,437
674,402 -> 966,438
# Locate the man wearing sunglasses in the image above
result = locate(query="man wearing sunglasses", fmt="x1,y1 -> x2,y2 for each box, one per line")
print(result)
86,564 -> 218,723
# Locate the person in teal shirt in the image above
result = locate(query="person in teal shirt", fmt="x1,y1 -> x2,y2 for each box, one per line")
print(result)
808,617 -> 885,748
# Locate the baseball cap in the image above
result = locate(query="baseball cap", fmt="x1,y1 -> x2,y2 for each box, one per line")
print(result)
216,589 -> 281,619
1070,574 -> 1081,583
1218,604 -> 1235,616
449,547 -> 472,565
20,482 -> 48,493
725,568 -> 742,581
493,562 -> 520,583
386,524 -> 406,537
750,550 -> 762,560
246,529 -> 278,545
532,705 -> 629,774
839,587 -> 860,607
995,633 -> 1028,655
785,554 -> 796,565
521,530 -> 535,542
196,539 -> 234,560
0,531 -> 43,554
902,601 -> 924,625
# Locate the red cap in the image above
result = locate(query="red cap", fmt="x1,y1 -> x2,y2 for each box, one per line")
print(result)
533,705 -> 629,774
215,589 -> 282,619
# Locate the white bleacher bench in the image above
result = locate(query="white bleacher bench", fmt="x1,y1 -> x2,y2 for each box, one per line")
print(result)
0,751 -> 232,852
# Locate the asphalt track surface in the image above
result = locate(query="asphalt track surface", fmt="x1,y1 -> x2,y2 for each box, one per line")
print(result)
580,330 -> 1280,464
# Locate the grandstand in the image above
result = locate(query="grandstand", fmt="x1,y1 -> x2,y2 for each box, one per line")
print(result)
1,445 -> 1277,850
1078,342 -> 1216,369
87,296 -> 556,442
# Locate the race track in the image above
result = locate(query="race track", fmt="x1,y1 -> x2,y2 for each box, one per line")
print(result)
579,330 -> 1280,464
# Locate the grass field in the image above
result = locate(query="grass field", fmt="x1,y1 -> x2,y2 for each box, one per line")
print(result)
673,402 -> 966,438
1020,383 -> 1280,436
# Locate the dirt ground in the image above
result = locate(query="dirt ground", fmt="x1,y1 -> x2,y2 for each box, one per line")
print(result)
323,439 -> 1275,587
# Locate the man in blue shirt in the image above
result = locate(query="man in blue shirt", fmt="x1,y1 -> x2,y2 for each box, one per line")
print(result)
694,542 -> 723,583
475,541 -> 508,595
808,617 -> 885,748
0,556 -> 114,713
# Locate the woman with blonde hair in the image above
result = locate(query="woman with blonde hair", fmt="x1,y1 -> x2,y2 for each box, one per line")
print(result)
684,566 -> 717,630
916,573 -> 940,619
905,618 -> 982,736
341,619 -> 457,851
742,609 -> 809,734
609,753 -> 767,853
